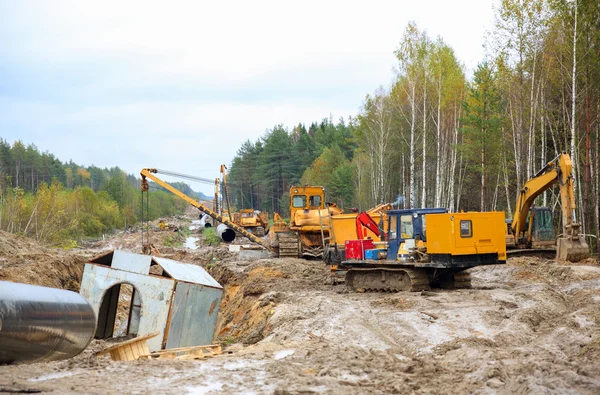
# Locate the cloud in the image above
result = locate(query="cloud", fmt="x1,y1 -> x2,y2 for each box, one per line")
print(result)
0,0 -> 494,194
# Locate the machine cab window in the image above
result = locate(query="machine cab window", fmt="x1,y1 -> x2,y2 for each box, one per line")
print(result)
292,195 -> 306,208
309,195 -> 321,208
389,216 -> 397,240
400,215 -> 414,239
460,220 -> 472,238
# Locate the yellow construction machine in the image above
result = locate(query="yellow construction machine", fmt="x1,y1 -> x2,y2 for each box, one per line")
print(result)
507,152 -> 589,262
218,164 -> 269,236
269,186 -> 343,258
140,168 -> 272,252
233,209 -> 269,236
342,208 -> 507,292
158,219 -> 179,231
323,203 -> 391,266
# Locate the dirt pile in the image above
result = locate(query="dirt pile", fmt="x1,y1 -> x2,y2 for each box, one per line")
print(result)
2,213 -> 600,393
207,258 -> 330,345
0,230 -> 91,291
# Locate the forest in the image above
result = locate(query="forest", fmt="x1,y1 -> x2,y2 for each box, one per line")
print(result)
227,0 -> 600,253
0,139 -> 190,245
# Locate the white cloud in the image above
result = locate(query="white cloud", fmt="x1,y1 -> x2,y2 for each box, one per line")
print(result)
1,0 -> 495,194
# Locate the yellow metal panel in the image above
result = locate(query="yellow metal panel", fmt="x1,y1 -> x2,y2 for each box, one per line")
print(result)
329,212 -> 386,246
425,212 -> 506,260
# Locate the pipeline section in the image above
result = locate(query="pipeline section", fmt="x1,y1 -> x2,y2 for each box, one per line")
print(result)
0,281 -> 96,365
216,223 -> 236,242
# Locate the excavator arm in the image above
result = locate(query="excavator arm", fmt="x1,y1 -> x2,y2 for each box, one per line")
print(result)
140,168 -> 272,252
511,153 -> 588,261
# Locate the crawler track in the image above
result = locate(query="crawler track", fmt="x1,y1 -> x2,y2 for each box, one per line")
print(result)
345,268 -> 431,292
277,231 -> 300,258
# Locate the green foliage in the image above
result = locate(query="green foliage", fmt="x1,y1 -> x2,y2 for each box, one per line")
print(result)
228,117 -> 357,213
300,144 -> 355,208
178,226 -> 192,238
460,62 -> 504,210
0,155 -> 188,245
163,232 -> 182,247
202,227 -> 220,246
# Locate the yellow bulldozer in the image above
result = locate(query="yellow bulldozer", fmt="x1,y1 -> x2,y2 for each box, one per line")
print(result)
270,186 -> 343,258
232,209 -> 269,237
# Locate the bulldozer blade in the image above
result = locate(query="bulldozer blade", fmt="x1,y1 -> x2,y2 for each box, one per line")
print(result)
556,237 -> 590,262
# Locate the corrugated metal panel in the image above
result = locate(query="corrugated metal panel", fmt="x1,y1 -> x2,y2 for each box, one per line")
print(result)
152,257 -> 222,289
80,264 -> 174,352
165,282 -> 222,349
111,250 -> 152,275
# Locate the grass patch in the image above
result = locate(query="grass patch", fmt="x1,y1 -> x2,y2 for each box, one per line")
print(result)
164,232 -> 183,247
178,225 -> 192,237
203,227 -> 221,246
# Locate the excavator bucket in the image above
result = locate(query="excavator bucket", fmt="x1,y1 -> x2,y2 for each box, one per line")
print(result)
556,237 -> 590,262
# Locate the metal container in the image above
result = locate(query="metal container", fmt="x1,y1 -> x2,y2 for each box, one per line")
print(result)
0,281 -> 96,365
345,239 -> 375,260
216,223 -> 235,242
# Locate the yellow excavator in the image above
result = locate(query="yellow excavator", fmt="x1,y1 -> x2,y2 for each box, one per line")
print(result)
507,152 -> 589,262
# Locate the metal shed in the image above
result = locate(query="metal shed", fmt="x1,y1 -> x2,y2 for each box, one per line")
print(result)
79,250 -> 222,352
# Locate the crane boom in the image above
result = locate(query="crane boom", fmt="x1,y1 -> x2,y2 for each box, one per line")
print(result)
140,168 -> 272,251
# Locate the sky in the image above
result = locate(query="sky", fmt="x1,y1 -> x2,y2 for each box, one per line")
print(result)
0,0 -> 495,195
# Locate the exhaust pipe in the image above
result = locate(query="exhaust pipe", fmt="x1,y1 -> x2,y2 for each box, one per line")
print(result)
0,281 -> 96,364
216,223 -> 235,242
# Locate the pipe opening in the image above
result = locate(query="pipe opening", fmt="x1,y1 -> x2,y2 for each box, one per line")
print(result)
221,228 -> 235,242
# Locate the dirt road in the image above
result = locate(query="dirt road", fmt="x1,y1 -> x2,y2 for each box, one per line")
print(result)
1,215 -> 599,394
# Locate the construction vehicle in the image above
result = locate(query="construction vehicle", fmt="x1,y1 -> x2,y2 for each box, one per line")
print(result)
233,209 -> 269,236
270,186 -> 343,258
323,203 -> 391,266
158,219 -> 179,231
140,169 -> 272,252
506,152 -> 589,262
342,208 -> 507,292
218,164 -> 269,236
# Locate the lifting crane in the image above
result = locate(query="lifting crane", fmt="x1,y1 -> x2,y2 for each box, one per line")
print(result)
140,168 -> 272,252
507,152 -> 589,262
356,211 -> 387,241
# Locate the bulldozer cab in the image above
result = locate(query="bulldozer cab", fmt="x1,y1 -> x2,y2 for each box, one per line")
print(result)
386,208 -> 447,260
289,186 -> 325,220
525,206 -> 555,246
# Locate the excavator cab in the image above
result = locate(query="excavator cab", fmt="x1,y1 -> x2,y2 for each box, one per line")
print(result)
526,207 -> 555,247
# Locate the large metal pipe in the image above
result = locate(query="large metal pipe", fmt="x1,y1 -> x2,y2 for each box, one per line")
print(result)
0,281 -> 96,365
216,223 -> 235,242
200,214 -> 212,228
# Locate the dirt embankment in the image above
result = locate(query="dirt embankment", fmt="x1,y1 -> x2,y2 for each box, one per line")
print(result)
0,230 -> 90,291
1,216 -> 600,394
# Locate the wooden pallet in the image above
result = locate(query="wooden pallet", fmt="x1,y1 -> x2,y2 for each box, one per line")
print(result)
138,344 -> 222,361
96,332 -> 159,361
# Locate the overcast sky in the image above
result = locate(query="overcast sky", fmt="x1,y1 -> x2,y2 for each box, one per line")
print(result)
0,0 -> 494,195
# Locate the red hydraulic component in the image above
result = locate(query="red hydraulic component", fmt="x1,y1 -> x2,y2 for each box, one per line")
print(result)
356,211 -> 386,240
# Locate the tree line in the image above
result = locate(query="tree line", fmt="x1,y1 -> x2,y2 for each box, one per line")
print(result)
0,139 -> 190,245
228,0 -> 600,254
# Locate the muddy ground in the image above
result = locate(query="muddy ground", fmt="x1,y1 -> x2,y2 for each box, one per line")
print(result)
1,211 -> 600,394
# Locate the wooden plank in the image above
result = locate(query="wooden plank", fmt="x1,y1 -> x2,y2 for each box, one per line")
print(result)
137,343 -> 222,361
96,332 -> 160,356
